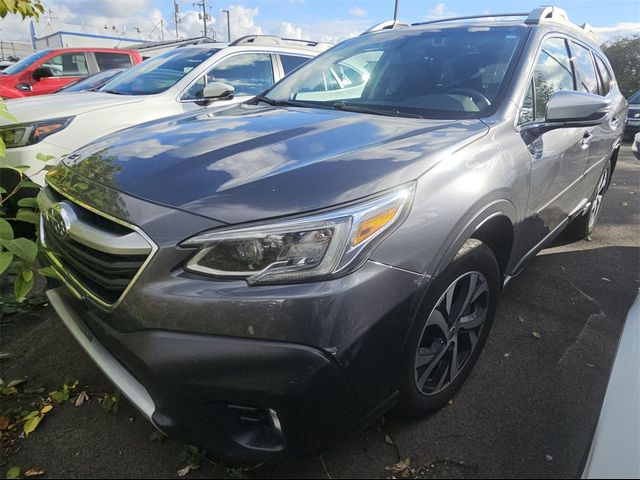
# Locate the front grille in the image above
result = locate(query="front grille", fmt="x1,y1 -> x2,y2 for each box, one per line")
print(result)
41,187 -> 153,306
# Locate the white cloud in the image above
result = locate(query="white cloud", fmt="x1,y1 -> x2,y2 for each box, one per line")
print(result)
593,23 -> 640,43
348,6 -> 367,18
278,22 -> 309,40
427,3 -> 447,18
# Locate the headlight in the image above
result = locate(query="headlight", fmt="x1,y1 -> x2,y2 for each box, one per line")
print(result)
0,117 -> 73,148
183,184 -> 415,285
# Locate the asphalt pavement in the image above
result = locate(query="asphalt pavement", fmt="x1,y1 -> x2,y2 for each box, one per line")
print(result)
1,146 -> 638,479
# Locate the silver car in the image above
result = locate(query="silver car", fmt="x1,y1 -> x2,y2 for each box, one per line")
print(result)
40,6 -> 626,461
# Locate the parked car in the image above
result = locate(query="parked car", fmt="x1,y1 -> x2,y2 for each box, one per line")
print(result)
0,48 -> 142,99
0,36 -> 327,188
582,295 -> 639,479
625,90 -> 640,139
633,132 -> 640,159
54,68 -> 127,93
40,6 -> 626,462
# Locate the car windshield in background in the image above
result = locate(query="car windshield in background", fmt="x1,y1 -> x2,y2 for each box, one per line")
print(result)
99,48 -> 220,95
629,91 -> 640,104
266,26 -> 526,119
2,49 -> 51,75
59,68 -> 126,93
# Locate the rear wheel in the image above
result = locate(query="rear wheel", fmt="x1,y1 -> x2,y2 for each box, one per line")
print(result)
396,239 -> 500,416
565,161 -> 611,240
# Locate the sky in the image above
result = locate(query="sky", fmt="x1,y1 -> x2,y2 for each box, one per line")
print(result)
1,0 -> 639,46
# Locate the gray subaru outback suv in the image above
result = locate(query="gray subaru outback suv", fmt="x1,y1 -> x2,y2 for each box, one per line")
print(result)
40,6 -> 626,461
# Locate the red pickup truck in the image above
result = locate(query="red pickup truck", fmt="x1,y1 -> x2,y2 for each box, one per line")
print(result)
0,47 -> 142,99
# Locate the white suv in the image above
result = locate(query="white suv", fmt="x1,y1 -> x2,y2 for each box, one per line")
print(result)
0,36 -> 330,186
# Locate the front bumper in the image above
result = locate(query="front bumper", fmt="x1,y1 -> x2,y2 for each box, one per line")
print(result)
47,284 -> 406,461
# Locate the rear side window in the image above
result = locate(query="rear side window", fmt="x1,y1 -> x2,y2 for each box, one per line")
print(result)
95,52 -> 133,70
594,54 -> 613,96
571,42 -> 599,94
528,37 -> 574,122
280,55 -> 310,75
41,53 -> 89,77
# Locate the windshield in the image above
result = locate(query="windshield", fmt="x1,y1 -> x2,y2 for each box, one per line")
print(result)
2,50 -> 51,75
267,26 -> 526,119
99,48 -> 220,95
629,91 -> 640,105
59,68 -> 126,92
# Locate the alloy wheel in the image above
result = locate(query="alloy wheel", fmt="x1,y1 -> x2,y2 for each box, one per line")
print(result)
588,167 -> 609,230
414,271 -> 489,396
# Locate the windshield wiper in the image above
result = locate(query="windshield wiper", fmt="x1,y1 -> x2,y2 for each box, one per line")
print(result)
251,95 -> 330,110
101,89 -> 124,95
333,102 -> 424,119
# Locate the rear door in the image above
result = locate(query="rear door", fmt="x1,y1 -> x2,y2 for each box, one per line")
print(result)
518,36 -> 590,250
30,52 -> 90,95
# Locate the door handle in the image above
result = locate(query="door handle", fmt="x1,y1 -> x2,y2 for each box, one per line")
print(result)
581,131 -> 593,150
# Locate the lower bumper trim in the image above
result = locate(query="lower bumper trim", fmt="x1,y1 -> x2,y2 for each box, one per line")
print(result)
47,288 -> 156,422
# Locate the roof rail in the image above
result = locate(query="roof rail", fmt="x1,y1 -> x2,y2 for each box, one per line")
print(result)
361,20 -> 410,35
412,13 -> 528,27
229,35 -> 331,50
525,6 -> 570,25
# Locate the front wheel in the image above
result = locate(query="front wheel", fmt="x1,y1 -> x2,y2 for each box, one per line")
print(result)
396,239 -> 500,416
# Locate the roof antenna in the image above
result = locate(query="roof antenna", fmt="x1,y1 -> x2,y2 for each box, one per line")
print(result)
393,0 -> 399,21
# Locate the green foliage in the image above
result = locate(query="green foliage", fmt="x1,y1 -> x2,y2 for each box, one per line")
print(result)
602,35 -> 640,98
5,467 -> 20,479
100,392 -> 120,414
0,99 -> 58,304
0,0 -> 45,19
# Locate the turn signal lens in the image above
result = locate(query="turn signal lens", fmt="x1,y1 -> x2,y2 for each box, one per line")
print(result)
352,206 -> 400,246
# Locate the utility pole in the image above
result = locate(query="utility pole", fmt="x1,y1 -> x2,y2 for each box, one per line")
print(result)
393,0 -> 399,20
173,0 -> 180,38
222,9 -> 230,42
160,18 -> 165,41
193,0 -> 210,38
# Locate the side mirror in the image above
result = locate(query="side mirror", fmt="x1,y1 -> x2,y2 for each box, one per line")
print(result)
546,90 -> 611,124
633,132 -> 640,161
33,66 -> 54,81
201,82 -> 235,102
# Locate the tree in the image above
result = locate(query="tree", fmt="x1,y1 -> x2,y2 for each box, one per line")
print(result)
0,0 -> 45,19
602,35 -> 640,99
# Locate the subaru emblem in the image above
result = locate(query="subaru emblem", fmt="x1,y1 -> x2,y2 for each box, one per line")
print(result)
45,203 -> 74,240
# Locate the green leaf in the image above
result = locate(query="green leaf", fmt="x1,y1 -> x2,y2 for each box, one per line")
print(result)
0,186 -> 6,194
18,181 -> 40,190
37,266 -> 61,280
22,269 -> 33,282
3,238 -> 37,263
6,467 -> 20,480
23,414 -> 41,436
36,153 -> 56,162
17,197 -> 38,208
16,210 -> 39,225
14,272 -> 34,300
0,218 -> 13,241
0,109 -> 17,123
0,252 -> 12,274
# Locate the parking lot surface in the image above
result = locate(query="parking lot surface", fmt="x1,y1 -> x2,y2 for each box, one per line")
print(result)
2,146 -> 638,479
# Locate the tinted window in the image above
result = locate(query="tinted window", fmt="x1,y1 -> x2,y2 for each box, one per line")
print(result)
95,52 -> 133,70
594,55 -> 613,96
42,53 -> 89,77
267,26 -> 526,119
530,38 -> 574,122
2,50 -> 51,75
280,55 -> 310,75
571,42 -> 598,94
58,68 -> 126,93
100,47 -> 219,95
184,53 -> 274,99
629,91 -> 640,104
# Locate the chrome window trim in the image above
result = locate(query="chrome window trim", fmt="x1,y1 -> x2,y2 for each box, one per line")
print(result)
41,181 -> 159,310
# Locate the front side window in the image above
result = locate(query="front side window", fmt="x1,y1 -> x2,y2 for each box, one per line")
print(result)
95,52 -> 133,70
571,42 -> 599,94
41,53 -> 89,77
267,26 -> 527,119
99,47 -> 220,95
183,53 -> 274,99
528,37 -> 574,123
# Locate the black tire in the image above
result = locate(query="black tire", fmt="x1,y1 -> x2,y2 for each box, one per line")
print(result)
396,239 -> 500,416
564,161 -> 611,241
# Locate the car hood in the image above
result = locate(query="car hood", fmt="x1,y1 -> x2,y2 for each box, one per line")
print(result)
53,104 -> 489,224
0,91 -> 144,125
